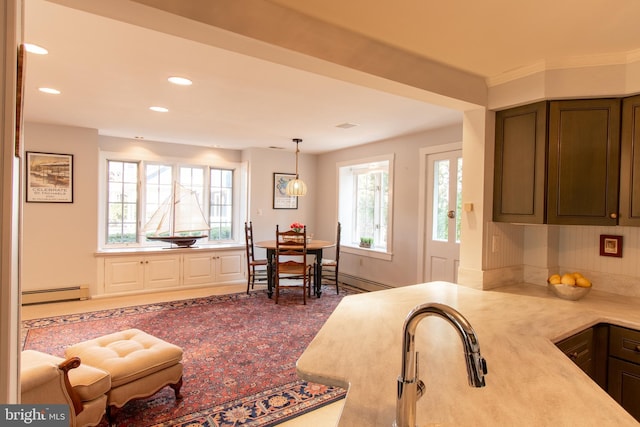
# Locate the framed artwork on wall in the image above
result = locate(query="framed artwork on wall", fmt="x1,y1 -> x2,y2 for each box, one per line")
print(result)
273,173 -> 298,209
26,151 -> 74,203
599,234 -> 622,257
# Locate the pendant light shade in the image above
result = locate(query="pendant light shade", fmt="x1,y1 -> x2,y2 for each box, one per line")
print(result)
286,138 -> 307,196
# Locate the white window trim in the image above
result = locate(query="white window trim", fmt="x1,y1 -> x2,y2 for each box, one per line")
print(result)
99,150 -> 247,250
336,153 -> 394,261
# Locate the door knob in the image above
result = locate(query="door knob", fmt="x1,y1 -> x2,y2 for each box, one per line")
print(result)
447,210 -> 456,219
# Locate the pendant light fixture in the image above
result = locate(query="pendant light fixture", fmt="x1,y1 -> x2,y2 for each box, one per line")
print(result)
286,138 -> 307,196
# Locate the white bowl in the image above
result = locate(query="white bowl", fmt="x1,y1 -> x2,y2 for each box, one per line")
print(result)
547,282 -> 591,301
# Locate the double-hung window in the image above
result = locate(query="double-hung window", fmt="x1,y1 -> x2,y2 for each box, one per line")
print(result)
337,154 -> 394,259
103,155 -> 239,248
107,161 -> 139,244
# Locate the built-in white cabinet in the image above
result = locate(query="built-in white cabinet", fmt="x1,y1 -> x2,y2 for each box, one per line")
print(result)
97,247 -> 245,296
182,251 -> 244,285
104,254 -> 181,294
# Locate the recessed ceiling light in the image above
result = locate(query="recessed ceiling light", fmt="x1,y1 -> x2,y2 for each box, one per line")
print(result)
336,122 -> 358,129
38,87 -> 60,94
168,76 -> 192,86
24,43 -> 48,55
149,106 -> 169,112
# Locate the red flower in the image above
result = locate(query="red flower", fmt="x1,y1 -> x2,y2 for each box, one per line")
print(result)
290,222 -> 304,231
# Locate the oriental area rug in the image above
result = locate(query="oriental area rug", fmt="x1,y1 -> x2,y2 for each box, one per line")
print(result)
22,286 -> 353,426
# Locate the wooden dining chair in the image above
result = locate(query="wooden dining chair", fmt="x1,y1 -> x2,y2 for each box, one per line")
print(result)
314,222 -> 341,295
275,225 -> 311,304
244,221 -> 268,294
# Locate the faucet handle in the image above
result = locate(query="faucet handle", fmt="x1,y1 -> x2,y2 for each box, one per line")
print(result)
466,353 -> 487,387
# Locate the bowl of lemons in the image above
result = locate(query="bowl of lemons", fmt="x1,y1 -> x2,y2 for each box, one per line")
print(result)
547,272 -> 592,301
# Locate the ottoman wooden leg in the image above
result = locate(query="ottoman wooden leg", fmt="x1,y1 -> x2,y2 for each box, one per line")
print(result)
170,376 -> 184,400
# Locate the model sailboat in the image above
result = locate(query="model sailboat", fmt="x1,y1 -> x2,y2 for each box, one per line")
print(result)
144,182 -> 210,248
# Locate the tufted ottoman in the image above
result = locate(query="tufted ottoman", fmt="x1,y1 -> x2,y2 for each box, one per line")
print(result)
64,328 -> 183,421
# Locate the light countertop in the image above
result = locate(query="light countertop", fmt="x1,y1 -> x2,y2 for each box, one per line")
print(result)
296,282 -> 640,426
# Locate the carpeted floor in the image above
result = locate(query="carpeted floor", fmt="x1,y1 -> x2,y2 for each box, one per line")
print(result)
22,286 -> 351,426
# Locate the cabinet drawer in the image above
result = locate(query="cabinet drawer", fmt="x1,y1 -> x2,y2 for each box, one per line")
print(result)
610,325 -> 640,364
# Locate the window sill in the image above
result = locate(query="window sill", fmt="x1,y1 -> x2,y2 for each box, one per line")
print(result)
342,244 -> 392,261
97,242 -> 245,255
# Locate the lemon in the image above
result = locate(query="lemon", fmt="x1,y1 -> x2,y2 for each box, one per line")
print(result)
561,273 -> 576,286
548,274 -> 561,285
576,277 -> 592,288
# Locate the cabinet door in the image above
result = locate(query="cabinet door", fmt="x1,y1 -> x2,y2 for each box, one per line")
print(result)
493,101 -> 548,223
556,327 -> 594,378
182,253 -> 216,285
608,357 -> 640,421
619,94 -> 640,226
104,257 -> 144,293
215,251 -> 245,282
144,255 -> 181,288
547,99 -> 621,225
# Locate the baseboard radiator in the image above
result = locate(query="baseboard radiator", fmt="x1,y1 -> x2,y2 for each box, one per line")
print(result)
338,273 -> 393,293
22,285 -> 90,305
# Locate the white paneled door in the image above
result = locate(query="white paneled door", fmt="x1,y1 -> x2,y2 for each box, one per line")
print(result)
425,150 -> 462,282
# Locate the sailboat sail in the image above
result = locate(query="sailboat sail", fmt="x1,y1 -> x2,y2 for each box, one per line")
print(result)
144,183 -> 210,247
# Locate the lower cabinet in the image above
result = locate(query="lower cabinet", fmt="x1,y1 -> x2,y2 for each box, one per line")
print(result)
608,325 -> 640,421
100,249 -> 245,295
556,324 -> 640,421
555,324 -> 608,390
104,254 -> 181,294
182,251 -> 244,286
608,358 -> 640,421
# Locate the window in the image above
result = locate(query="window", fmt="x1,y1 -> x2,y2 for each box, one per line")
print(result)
432,156 -> 462,243
107,161 -> 138,244
102,155 -> 241,248
338,154 -> 394,258
209,168 -> 233,240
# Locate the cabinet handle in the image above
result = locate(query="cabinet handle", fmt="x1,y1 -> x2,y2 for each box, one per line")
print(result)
635,345 -> 640,352
140,261 -> 143,264
569,351 -> 579,360
610,213 -> 618,219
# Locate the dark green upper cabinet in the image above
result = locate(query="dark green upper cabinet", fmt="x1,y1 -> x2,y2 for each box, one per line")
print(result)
547,99 -> 621,225
493,102 -> 548,223
619,95 -> 640,226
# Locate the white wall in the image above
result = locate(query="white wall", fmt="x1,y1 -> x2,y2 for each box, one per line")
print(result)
242,147 -> 317,260
22,122 -> 99,292
316,125 -> 462,288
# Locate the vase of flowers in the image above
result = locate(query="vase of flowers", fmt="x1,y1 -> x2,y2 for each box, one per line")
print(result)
288,222 -> 305,242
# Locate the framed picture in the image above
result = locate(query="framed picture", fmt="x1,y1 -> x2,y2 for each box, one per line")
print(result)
273,173 -> 298,209
600,234 -> 622,258
26,151 -> 74,203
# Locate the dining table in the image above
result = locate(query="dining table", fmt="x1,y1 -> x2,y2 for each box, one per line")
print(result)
255,239 -> 335,298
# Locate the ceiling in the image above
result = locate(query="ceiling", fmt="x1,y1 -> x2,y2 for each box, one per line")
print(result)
22,0 -> 640,154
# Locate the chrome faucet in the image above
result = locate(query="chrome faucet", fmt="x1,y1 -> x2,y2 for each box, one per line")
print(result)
394,303 -> 488,427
